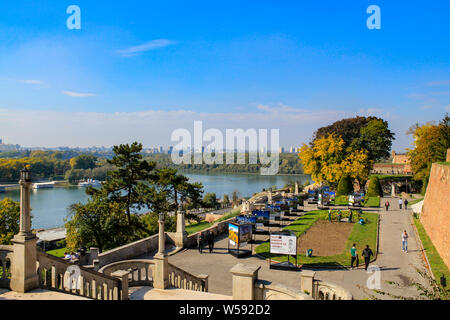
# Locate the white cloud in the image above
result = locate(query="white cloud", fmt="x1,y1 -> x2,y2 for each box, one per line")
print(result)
62,91 -> 96,97
19,79 -> 44,85
257,104 -> 308,114
117,39 -> 177,57
0,107 -> 350,148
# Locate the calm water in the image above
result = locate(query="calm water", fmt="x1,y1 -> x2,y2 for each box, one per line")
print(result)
0,173 -> 311,230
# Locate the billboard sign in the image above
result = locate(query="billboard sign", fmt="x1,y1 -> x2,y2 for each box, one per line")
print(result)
229,223 -> 239,244
239,224 -> 253,243
270,234 -> 297,255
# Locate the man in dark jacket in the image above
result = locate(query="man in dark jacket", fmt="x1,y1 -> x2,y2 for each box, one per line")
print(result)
362,245 -> 374,271
207,230 -> 215,253
198,233 -> 205,254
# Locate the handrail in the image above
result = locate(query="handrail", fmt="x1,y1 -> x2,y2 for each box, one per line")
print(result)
37,250 -> 122,300
0,245 -> 13,289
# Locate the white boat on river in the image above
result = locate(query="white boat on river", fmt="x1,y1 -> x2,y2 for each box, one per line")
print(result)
32,182 -> 55,189
78,179 -> 102,188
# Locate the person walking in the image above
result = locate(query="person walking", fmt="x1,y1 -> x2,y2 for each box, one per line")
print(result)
362,245 -> 374,271
198,233 -> 205,254
350,244 -> 359,270
337,210 -> 342,222
348,210 -> 353,223
398,198 -> 403,210
404,199 -> 409,210
207,230 -> 215,253
402,230 -> 409,253
384,200 -> 390,211
328,209 -> 332,222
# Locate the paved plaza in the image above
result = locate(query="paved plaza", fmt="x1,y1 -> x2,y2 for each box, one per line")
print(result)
164,197 -> 428,300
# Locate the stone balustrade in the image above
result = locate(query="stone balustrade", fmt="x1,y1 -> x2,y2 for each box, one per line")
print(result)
37,250 -> 127,300
99,260 -> 155,287
254,280 -> 312,300
168,262 -> 209,292
0,245 -> 13,289
312,280 -> 353,300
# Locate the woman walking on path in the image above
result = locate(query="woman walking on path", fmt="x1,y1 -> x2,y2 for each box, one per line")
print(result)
198,233 -> 205,254
402,230 -> 409,253
384,200 -> 390,211
404,199 -> 409,210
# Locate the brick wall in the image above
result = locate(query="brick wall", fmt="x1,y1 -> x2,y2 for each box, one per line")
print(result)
420,163 -> 450,269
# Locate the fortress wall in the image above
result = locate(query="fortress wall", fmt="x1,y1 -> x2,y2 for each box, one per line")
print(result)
420,163 -> 450,269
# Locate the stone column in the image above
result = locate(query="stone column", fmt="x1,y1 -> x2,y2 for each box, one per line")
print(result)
295,182 -> 299,195
154,212 -> 169,289
267,190 -> 273,204
10,169 -> 39,293
391,182 -> 396,197
175,205 -> 187,248
230,263 -> 261,300
300,270 -> 316,296
111,270 -> 130,300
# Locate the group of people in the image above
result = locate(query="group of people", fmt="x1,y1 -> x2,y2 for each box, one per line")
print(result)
63,251 -> 80,262
384,198 -> 409,211
349,230 -> 409,270
198,230 -> 215,254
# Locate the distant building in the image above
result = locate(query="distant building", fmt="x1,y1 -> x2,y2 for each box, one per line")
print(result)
0,138 -> 2,144
372,151 -> 412,175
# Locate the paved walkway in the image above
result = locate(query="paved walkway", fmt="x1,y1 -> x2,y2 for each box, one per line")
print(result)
311,197 -> 427,299
0,288 -> 90,300
166,198 -> 429,299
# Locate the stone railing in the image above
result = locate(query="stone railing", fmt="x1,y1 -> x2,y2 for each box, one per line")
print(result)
99,260 -> 155,287
312,280 -> 353,300
168,262 -> 209,292
254,280 -> 312,300
0,245 -> 13,289
37,250 -> 127,300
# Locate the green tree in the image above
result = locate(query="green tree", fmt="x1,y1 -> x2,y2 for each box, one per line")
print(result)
367,176 -> 383,197
223,194 -> 229,204
154,168 -> 204,222
408,114 -> 450,188
65,194 -> 139,253
0,198 -> 20,245
336,174 -> 354,196
70,154 -> 98,170
99,142 -> 157,225
203,193 -> 218,208
352,119 -> 395,162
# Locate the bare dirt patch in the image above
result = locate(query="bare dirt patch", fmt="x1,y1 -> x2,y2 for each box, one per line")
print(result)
297,220 -> 354,256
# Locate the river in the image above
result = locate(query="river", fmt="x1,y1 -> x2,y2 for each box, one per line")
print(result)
0,173 -> 311,230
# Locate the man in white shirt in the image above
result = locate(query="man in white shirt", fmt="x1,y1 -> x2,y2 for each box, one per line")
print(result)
398,198 -> 403,210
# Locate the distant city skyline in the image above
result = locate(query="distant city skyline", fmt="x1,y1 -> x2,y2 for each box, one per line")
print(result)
1,1 -> 449,152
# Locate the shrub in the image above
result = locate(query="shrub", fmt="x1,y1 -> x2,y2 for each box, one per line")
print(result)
336,174 -> 354,196
367,176 -> 383,197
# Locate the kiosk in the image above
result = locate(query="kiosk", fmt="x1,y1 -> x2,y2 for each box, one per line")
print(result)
228,222 -> 254,258
269,230 -> 300,271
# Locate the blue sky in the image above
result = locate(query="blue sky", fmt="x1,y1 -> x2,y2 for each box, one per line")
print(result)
0,1 -> 449,150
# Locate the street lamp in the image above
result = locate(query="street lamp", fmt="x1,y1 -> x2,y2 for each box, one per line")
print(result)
20,168 -> 32,182
159,212 -> 165,223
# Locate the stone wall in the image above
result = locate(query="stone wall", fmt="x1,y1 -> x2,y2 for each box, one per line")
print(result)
96,234 -> 171,268
421,163 -> 450,269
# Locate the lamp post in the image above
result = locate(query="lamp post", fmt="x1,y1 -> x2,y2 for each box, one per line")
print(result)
11,168 -> 39,293
19,168 -> 32,236
158,212 -> 165,255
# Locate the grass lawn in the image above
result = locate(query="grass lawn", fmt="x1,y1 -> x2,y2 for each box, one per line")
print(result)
413,217 -> 450,291
46,247 -> 67,258
364,197 -> 381,207
255,210 -> 379,267
333,195 -> 349,206
185,208 -> 241,235
409,198 -> 424,206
